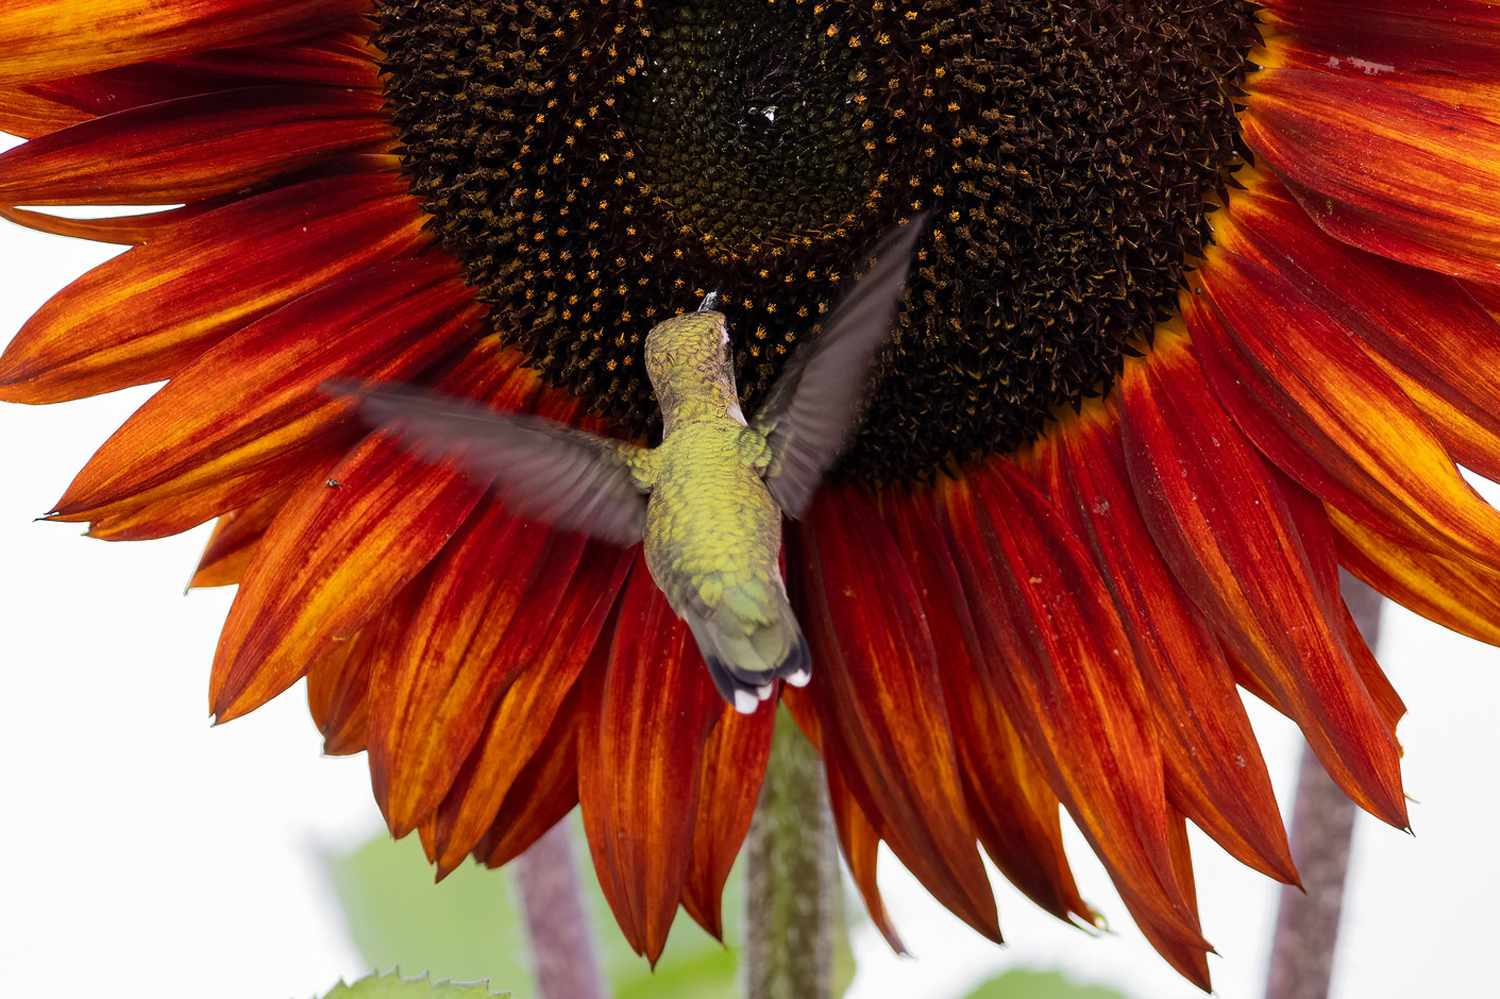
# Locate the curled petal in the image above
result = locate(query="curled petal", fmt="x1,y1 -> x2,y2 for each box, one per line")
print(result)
1118,334 -> 1407,828
0,86 -> 392,206
0,0 -> 370,86
578,555 -> 724,964
0,168 -> 430,404
0,200 -> 226,245
1244,68 -> 1500,282
791,489 -> 1000,944
207,343 -> 528,722
942,465 -> 1205,953
50,257 -> 477,524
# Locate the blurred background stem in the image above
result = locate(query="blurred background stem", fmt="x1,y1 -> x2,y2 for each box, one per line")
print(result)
514,821 -> 607,999
744,709 -> 837,999
1263,573 -> 1384,999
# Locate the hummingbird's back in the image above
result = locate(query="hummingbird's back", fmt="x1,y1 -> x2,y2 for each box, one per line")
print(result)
640,312 -> 809,704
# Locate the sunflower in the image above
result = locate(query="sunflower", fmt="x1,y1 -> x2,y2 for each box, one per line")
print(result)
4,0 -> 1500,987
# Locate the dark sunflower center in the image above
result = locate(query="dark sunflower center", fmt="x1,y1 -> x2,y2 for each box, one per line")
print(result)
376,0 -> 1260,483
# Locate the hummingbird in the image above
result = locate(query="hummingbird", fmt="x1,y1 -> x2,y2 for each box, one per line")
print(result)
330,214 -> 927,713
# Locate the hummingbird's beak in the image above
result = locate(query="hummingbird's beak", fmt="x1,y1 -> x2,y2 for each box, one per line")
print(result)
697,289 -> 721,312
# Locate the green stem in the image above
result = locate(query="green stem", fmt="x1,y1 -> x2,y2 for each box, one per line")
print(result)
744,708 -> 837,999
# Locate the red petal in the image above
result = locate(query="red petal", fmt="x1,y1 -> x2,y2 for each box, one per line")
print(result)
681,705 -> 776,940
430,543 -> 635,875
1191,237 -> 1500,574
941,465 -> 1206,952
0,169 -> 430,404
0,1 -> 370,86
825,755 -> 907,955
50,257 -> 477,524
1224,180 -> 1500,484
475,698 -> 584,869
791,489 -> 1001,944
1041,416 -> 1296,886
369,502 -> 585,836
207,344 -> 528,722
887,490 -> 1096,924
0,200 -> 225,245
577,554 -> 723,964
0,86 -> 392,206
1118,334 -> 1407,828
1244,67 -> 1500,282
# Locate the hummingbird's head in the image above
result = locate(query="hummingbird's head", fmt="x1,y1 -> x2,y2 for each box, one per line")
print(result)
642,310 -> 739,425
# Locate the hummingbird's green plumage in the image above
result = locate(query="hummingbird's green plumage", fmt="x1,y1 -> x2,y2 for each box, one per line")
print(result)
332,215 -> 927,712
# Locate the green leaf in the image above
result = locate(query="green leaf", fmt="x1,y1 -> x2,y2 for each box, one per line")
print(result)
320,971 -> 503,998
325,819 -> 859,999
961,969 -> 1131,999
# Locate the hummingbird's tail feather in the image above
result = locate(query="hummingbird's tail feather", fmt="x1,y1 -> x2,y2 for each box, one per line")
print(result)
684,591 -> 811,715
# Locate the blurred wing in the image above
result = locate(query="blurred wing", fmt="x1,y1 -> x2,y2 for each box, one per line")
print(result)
752,213 -> 929,517
328,381 -> 649,546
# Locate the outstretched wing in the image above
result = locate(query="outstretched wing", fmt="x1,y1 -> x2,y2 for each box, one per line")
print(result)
327,381 -> 650,546
752,213 -> 929,518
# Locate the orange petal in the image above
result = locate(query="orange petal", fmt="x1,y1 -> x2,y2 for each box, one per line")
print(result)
475,705 -> 582,870
681,705 -> 776,940
0,0 -> 370,86
1332,505 -> 1500,648
73,435 -> 349,542
369,504 -> 577,835
1118,334 -> 1407,828
791,488 -> 1001,944
190,485 -> 303,589
577,554 -> 724,964
1191,237 -> 1500,574
1040,415 -> 1296,886
0,169 -> 429,404
0,85 -> 392,206
1225,180 -> 1500,484
888,490 -> 1096,925
305,598 -> 416,758
50,257 -> 477,522
941,465 -> 1205,951
0,85 -> 89,137
1244,67 -> 1500,282
430,543 -> 635,875
207,343 -> 528,722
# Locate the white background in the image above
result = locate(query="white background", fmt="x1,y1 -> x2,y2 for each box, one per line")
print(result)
2,148 -> 1498,998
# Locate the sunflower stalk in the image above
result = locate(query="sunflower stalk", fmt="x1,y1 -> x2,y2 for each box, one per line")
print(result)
1263,573 -> 1384,999
513,822 -> 607,999
744,708 -> 838,999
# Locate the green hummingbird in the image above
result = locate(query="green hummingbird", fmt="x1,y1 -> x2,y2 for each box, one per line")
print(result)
332,215 -> 926,713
